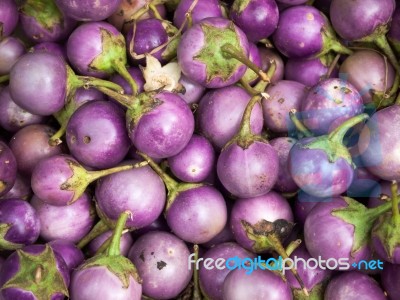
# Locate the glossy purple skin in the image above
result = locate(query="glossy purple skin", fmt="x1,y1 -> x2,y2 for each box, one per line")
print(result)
178,74 -> 206,104
130,91 -> 195,159
324,271 -> 385,300
289,137 -> 354,197
71,266 -> 142,300
217,141 -> 279,198
223,269 -> 293,300
301,78 -> 364,135
128,231 -> 192,299
66,100 -> 130,169
285,56 -> 338,87
126,18 -> 168,64
304,197 -> 372,266
201,222 -> 235,248
110,66 -> 145,95
67,21 -> 122,78
0,37 -> 25,75
73,87 -> 107,105
31,42 -> 67,60
19,9 -> 77,43
49,239 -> 85,271
173,0 -> 223,31
0,141 -> 17,197
197,86 -> 263,150
199,242 -> 255,300
270,137 -> 299,193
382,263 -> 400,300
293,193 -> 323,226
339,50 -> 396,104
88,230 -> 133,257
286,245 -> 332,290
55,0 -> 122,21
273,5 -> 327,58
9,124 -> 63,176
258,48 -> 285,83
9,52 -> 67,116
263,80 -> 307,133
0,199 -> 40,246
30,194 -> 95,243
168,134 -> 215,183
0,244 -> 70,300
0,173 -> 31,201
330,0 -> 395,41
177,17 -> 249,88
95,164 -> 166,229
131,215 -> 169,239
0,0 -> 19,37
166,186 -> 227,244
0,87 -> 46,133
368,181 -> 392,208
230,0 -> 279,42
31,154 -> 78,206
230,191 -> 293,251
359,105 -> 400,181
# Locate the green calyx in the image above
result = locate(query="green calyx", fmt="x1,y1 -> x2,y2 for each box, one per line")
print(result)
194,21 -> 244,84
319,15 -> 353,57
231,0 -> 251,14
1,244 -> 69,298
372,213 -> 400,261
77,211 -> 142,287
293,281 -> 327,300
0,224 -> 24,250
302,114 -> 369,165
20,0 -> 64,33
331,196 -> 393,257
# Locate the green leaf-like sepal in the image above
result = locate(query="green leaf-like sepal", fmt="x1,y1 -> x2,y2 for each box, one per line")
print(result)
372,213 -> 400,261
231,0 -> 251,14
79,254 -> 142,288
292,281 -> 327,300
0,223 -> 24,250
20,0 -> 64,32
1,244 -> 69,299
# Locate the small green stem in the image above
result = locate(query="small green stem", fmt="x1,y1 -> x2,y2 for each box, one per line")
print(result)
77,220 -> 109,249
253,60 -> 277,93
108,211 -> 131,256
74,76 -> 124,94
325,53 -> 341,79
365,200 -> 393,221
149,4 -> 163,20
96,86 -> 135,108
0,74 -> 9,84
321,28 -> 353,56
237,94 -> 262,138
48,122 -> 67,146
130,5 -> 150,20
289,109 -> 313,138
328,113 -> 369,144
375,35 -> 400,74
113,59 -> 138,96
221,44 -> 270,82
391,181 -> 400,224
86,161 -> 148,183
193,245 -> 201,300
239,78 -> 258,96
285,239 -> 302,257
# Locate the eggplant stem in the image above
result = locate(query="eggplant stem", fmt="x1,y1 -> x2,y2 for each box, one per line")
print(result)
107,211 -> 131,256
289,109 -> 313,138
391,181 -> 400,224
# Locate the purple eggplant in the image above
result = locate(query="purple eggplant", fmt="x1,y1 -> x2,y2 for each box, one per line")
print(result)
19,0 -> 77,43
294,191 -> 330,226
262,80 -> 307,133
0,244 -> 70,300
177,74 -> 206,104
0,198 -> 40,250
304,196 -> 392,267
0,173 -> 31,201
229,0 -> 279,42
324,271 -> 386,299
88,230 -> 133,257
289,114 -> 368,198
270,137 -> 299,193
95,161 -> 166,229
339,50 -> 396,105
177,17 -> 252,88
30,193 -> 95,243
110,66 -> 145,95
0,87 -> 46,133
128,230 -> 191,299
381,263 -> 400,300
70,212 -> 142,300
49,239 -> 85,271
273,5 -> 352,59
217,94 -> 279,198
198,242 -> 255,300
55,0 -> 122,21
31,154 -> 148,206
330,0 -> 399,72
140,153 -> 227,244
9,125 -> 63,176
197,85 -> 263,150
0,141 -> 17,197
0,0 -> 19,37
0,37 -> 25,76
168,134 -> 215,183
30,41 -> 67,60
